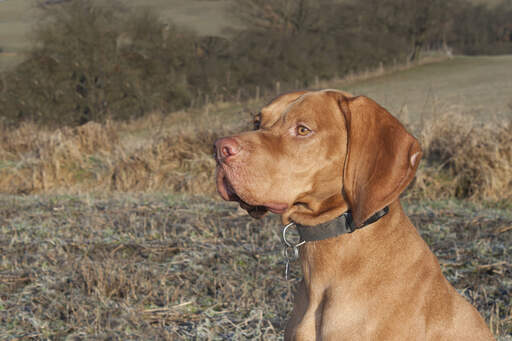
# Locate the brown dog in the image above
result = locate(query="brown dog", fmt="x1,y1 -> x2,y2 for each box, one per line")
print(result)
214,90 -> 494,340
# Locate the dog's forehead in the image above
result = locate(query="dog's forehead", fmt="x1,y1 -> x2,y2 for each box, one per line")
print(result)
258,90 -> 349,128
294,91 -> 332,108
259,91 -> 308,127
284,91 -> 340,119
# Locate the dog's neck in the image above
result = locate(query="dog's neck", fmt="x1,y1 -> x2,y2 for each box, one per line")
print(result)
297,200 -> 406,290
283,193 -> 349,226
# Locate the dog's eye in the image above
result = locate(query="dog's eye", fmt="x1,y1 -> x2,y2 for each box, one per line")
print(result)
296,125 -> 311,136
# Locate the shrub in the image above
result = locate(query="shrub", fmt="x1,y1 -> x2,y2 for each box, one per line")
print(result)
415,109 -> 512,203
0,1 -> 196,127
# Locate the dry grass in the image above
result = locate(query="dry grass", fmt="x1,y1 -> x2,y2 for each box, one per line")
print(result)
1,56 -> 511,339
413,108 -> 512,204
0,105 -> 251,196
0,121 -> 118,194
1,102 -> 510,208
0,194 -> 291,339
0,194 -> 510,339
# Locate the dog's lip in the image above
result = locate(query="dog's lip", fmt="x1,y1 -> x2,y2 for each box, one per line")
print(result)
216,167 -> 236,201
216,166 -> 286,216
265,203 -> 288,214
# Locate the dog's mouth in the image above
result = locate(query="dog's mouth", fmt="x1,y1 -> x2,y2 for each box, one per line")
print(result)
216,166 -> 267,218
216,166 -> 287,218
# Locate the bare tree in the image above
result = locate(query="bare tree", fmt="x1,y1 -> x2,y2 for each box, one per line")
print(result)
230,0 -> 320,35
345,0 -> 455,61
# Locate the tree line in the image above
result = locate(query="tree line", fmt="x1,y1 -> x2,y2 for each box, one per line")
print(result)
0,0 -> 511,127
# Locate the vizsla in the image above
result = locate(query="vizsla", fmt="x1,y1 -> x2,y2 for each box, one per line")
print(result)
214,89 -> 494,340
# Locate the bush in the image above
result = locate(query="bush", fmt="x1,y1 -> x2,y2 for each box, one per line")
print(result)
415,109 -> 512,203
0,1 -> 196,127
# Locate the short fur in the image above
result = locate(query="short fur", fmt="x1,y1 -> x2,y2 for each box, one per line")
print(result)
214,90 -> 494,340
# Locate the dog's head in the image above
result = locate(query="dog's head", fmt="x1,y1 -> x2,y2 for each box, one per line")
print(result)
215,90 -> 421,226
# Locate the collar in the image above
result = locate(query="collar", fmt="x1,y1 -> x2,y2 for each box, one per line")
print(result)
280,206 -> 390,280
295,206 -> 389,242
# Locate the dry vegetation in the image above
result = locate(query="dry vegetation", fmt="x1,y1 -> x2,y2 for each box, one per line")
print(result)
0,105 -> 249,196
0,0 -> 511,338
1,56 -> 511,338
3,0 -> 512,126
0,93 -> 511,340
0,193 -> 510,339
414,108 -> 512,203
1,101 -> 511,205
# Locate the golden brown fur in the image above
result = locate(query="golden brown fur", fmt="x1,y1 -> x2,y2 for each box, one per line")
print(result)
214,90 -> 494,340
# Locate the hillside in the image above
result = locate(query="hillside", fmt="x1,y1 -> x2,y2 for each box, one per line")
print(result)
340,55 -> 512,123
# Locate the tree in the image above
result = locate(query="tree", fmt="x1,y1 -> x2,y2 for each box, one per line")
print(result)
230,0 -> 320,35
0,0 -> 197,127
341,0 -> 456,61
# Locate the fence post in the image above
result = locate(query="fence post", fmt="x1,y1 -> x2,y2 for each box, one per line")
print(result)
275,81 -> 280,95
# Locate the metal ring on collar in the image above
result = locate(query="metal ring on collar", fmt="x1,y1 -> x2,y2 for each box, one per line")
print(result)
282,222 -> 306,248
283,245 -> 299,261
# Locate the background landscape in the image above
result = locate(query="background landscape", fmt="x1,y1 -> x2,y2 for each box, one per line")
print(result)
0,0 -> 511,339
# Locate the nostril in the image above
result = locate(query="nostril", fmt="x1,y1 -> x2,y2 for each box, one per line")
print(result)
220,143 -> 236,158
215,137 -> 240,160
222,146 -> 231,157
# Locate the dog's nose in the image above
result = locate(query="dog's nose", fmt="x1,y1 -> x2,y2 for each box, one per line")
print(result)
215,137 -> 240,161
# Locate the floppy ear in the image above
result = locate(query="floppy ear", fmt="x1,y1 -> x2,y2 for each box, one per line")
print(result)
334,93 -> 422,227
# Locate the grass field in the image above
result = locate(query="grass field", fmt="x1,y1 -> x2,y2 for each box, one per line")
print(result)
336,55 -> 512,123
0,195 -> 511,339
0,55 -> 511,339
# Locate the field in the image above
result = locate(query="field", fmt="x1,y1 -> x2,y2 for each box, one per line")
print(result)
0,55 -> 511,339
0,195 -> 511,339
339,55 -> 512,123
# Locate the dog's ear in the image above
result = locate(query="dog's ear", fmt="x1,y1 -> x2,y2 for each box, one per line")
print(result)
332,93 -> 422,227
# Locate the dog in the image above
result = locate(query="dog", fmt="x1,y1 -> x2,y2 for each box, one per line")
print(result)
214,89 -> 494,340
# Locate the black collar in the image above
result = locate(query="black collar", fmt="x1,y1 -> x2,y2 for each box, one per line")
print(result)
295,206 -> 389,242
